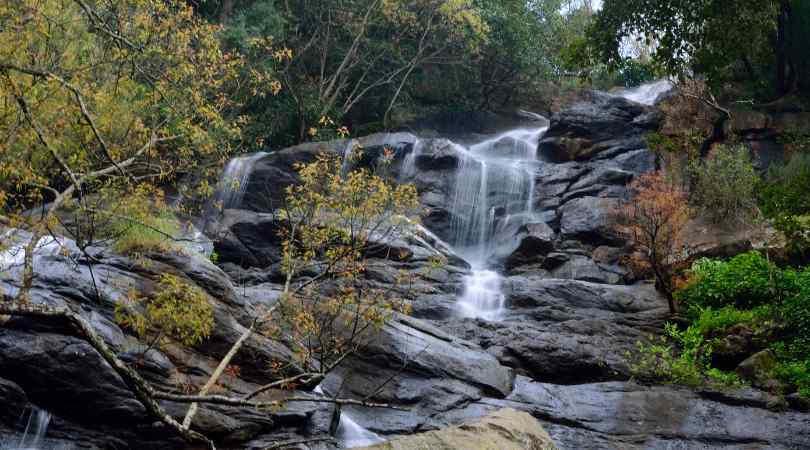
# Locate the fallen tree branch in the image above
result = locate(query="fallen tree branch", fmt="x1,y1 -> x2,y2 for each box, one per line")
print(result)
183,317 -> 259,428
263,437 -> 335,450
153,391 -> 408,411
244,372 -> 324,401
0,301 -> 216,449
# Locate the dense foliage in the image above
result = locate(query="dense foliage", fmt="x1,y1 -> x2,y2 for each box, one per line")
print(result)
759,152 -> 810,260
688,145 -> 761,226
590,0 -> 810,98
115,274 -> 215,350
633,252 -> 810,398
190,0 -> 603,146
272,151 -> 421,372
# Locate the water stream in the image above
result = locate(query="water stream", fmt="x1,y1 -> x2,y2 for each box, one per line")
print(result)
210,123 -> 549,447
314,385 -> 384,448
0,407 -> 56,450
209,152 -> 268,212
616,79 -> 673,105
444,127 -> 547,320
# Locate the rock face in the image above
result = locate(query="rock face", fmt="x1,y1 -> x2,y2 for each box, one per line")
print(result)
538,91 -> 658,163
357,408 -> 557,450
453,377 -> 810,450
415,278 -> 668,385
2,92 -> 809,450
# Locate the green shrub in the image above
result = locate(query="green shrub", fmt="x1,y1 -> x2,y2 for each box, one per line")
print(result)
629,317 -> 749,389
759,152 -> 810,260
782,268 -> 810,357
689,144 -> 760,225
690,305 -> 770,336
677,252 -> 783,313
775,360 -> 810,397
106,186 -> 182,256
671,253 -> 810,397
112,214 -> 181,255
628,334 -> 703,387
759,152 -> 810,218
115,274 -> 215,349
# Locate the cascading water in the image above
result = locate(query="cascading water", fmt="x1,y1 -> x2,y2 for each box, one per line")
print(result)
314,385 -> 383,448
616,79 -> 673,105
0,407 -> 56,450
335,414 -> 384,448
445,126 -> 547,319
209,152 -> 267,211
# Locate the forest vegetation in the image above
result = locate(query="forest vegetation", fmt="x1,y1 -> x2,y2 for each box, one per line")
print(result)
1,0 -> 810,447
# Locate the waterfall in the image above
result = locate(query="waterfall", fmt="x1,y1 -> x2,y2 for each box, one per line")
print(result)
209,152 -> 267,212
444,126 -> 547,320
398,138 -> 423,181
335,413 -> 384,448
314,385 -> 383,448
0,406 -> 55,450
1,234 -> 62,273
616,79 -> 673,105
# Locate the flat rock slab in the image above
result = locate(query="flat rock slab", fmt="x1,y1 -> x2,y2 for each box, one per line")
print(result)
357,408 -> 557,450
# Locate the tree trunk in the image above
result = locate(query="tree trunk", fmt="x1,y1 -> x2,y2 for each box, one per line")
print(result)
776,0 -> 792,96
219,0 -> 235,22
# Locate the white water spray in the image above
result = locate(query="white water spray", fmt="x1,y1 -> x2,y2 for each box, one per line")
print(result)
314,385 -> 384,449
1,234 -> 62,273
335,413 -> 384,448
0,407 -> 55,450
210,152 -> 267,211
444,126 -> 547,320
616,79 -> 673,106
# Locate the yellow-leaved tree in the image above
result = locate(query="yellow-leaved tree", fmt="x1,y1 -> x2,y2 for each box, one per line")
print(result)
0,0 -> 278,299
170,149 -> 424,435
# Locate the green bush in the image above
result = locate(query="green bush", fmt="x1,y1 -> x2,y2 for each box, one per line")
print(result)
105,186 -> 182,256
677,252 -> 783,313
689,144 -> 760,226
670,252 -> 810,398
775,360 -> 810,397
782,268 -> 810,357
759,152 -> 810,260
760,152 -> 810,218
115,274 -> 215,349
690,305 -> 770,336
629,315 -> 749,389
112,214 -> 181,256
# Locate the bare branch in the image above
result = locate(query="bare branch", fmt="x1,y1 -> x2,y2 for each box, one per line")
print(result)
0,301 -> 216,448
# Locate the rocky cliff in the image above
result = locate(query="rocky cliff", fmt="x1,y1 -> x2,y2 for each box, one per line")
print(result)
1,88 -> 808,450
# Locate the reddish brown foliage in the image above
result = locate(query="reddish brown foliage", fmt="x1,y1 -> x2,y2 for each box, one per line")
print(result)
616,172 -> 690,314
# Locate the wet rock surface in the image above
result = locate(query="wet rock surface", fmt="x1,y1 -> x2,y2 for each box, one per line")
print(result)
2,95 -> 809,450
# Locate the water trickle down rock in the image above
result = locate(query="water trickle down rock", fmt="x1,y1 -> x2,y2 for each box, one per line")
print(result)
615,79 -> 673,106
443,126 -> 547,319
209,152 -> 268,213
0,406 -> 53,450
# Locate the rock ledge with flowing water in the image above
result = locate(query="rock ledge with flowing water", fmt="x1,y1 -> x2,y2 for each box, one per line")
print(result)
2,85 -> 809,450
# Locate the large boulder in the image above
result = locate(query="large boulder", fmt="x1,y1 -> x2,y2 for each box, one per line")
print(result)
242,133 -> 420,212
432,377 -> 810,450
504,222 -> 556,270
0,233 -> 333,449
357,408 -> 556,450
559,196 -> 622,246
538,92 -> 659,162
736,349 -> 779,389
438,277 -> 668,383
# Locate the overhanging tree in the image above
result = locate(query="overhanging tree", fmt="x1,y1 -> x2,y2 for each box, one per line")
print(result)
589,0 -> 809,97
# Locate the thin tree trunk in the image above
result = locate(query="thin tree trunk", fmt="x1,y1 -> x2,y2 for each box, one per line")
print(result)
182,319 -> 258,428
0,302 -> 215,448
